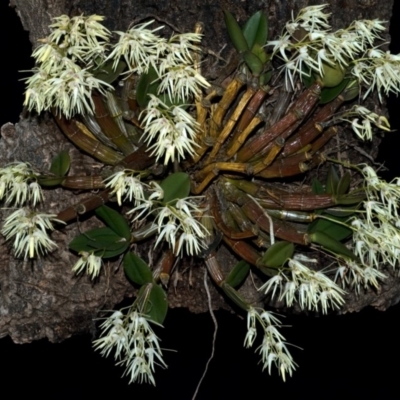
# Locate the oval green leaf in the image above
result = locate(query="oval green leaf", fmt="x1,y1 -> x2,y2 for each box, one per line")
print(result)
50,151 -> 70,177
308,231 -> 356,259
312,178 -> 325,194
224,11 -> 249,53
93,59 -> 127,84
262,241 -> 294,268
69,227 -> 129,258
95,205 -> 131,240
146,284 -> 168,324
242,50 -> 263,76
307,215 -> 352,241
225,260 -> 250,288
337,172 -> 351,195
326,165 -> 340,195
136,65 -> 160,108
160,172 -> 191,204
242,11 -> 268,48
319,78 -> 348,104
123,251 -> 154,285
37,176 -> 65,187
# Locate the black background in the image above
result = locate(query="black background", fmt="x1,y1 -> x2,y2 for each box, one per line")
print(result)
1,2 -> 400,399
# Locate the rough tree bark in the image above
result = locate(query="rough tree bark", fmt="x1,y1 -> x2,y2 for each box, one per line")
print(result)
0,0 -> 395,344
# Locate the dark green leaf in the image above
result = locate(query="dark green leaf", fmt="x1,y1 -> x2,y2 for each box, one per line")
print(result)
242,50 -> 263,76
161,172 -> 191,204
146,284 -> 168,324
225,260 -> 250,287
301,66 -> 315,88
326,165 -> 340,195
224,11 -> 249,53
319,78 -> 348,104
261,241 -> 294,268
307,214 -> 352,241
308,231 -> 356,259
259,70 -> 272,86
242,11 -> 268,48
69,227 -> 129,258
93,59 -> 127,84
50,151 -> 70,177
312,178 -> 325,194
37,176 -> 65,187
337,172 -> 351,195
123,252 -> 154,285
136,65 -> 160,108
95,205 -> 131,240
221,282 -> 250,311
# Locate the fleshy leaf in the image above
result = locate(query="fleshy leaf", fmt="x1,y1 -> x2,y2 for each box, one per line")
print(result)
312,178 -> 325,194
326,165 -> 340,195
319,78 -> 348,104
146,284 -> 168,324
242,50 -> 263,76
93,59 -> 126,84
37,176 -> 65,187
262,241 -> 294,268
225,260 -> 250,287
136,65 -> 160,108
161,172 -> 191,204
224,11 -> 249,53
337,172 -> 351,195
307,215 -> 352,241
95,205 -> 131,240
50,151 -> 70,177
242,11 -> 268,48
123,252 -> 154,285
69,227 -> 129,258
308,231 -> 356,259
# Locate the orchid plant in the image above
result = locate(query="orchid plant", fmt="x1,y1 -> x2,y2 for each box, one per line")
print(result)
2,4 -> 400,385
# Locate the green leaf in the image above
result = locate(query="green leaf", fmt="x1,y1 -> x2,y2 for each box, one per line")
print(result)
136,65 -> 160,108
37,176 -> 65,187
259,70 -> 272,86
123,252 -> 154,285
93,59 -> 127,84
160,172 -> 191,204
337,172 -> 351,195
301,66 -> 315,88
251,43 -> 270,64
95,205 -> 131,240
225,260 -> 250,287
261,241 -> 294,268
242,11 -> 268,48
224,11 -> 249,53
69,227 -> 129,258
307,215 -> 352,241
146,284 -> 168,324
326,165 -> 340,195
308,231 -> 356,259
50,151 -> 70,177
319,78 -> 348,104
242,50 -> 263,76
312,178 -> 325,194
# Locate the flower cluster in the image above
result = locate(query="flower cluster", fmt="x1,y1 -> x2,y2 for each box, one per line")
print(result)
335,259 -> 387,294
24,15 -> 112,118
260,258 -> 345,314
244,307 -> 296,381
350,166 -> 400,270
104,169 -> 146,206
267,4 -> 393,94
2,208 -> 61,259
109,23 -> 209,99
140,95 -> 199,164
339,105 -> 390,140
72,251 -> 103,279
93,309 -> 166,385
0,162 -> 42,206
